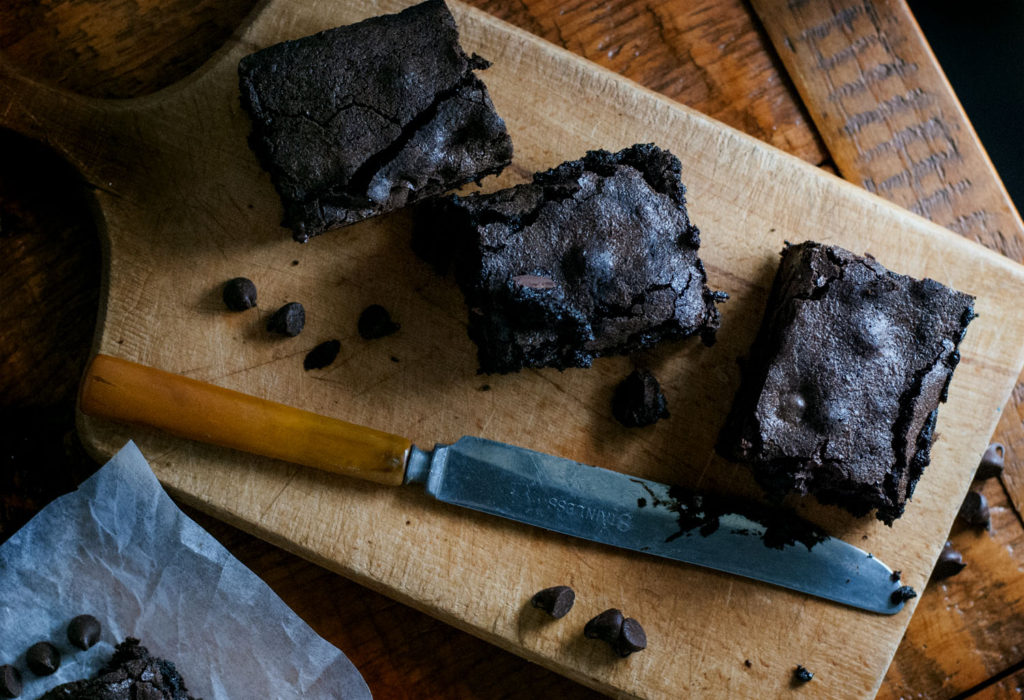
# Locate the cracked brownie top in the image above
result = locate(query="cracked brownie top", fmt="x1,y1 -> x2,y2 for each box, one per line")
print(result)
415,144 -> 726,373
238,0 -> 513,242
717,241 -> 975,524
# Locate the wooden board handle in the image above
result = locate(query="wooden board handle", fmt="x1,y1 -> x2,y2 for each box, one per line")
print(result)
79,354 -> 411,485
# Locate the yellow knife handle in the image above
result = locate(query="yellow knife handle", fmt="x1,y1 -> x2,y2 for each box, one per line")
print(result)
79,354 -> 411,485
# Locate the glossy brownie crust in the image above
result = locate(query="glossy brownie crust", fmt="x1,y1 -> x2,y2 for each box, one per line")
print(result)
416,144 -> 725,373
718,242 -> 975,524
238,0 -> 513,242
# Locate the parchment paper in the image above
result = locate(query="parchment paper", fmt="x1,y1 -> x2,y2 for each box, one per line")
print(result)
0,441 -> 372,699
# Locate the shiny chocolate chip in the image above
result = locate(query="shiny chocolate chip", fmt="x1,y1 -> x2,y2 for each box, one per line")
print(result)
793,665 -> 814,683
222,277 -> 257,311
267,302 -> 305,337
958,491 -> 990,529
530,585 -> 575,619
932,541 -> 966,581
611,369 -> 669,428
0,665 -> 22,699
67,613 -> 102,650
26,641 -> 60,676
357,304 -> 400,339
583,609 -> 624,643
613,618 -> 647,657
976,443 -> 1005,481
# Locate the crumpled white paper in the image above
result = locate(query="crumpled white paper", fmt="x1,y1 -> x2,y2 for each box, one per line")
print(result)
0,441 -> 371,699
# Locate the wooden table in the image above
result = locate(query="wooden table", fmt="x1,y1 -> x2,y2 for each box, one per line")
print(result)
1,1 -> 1022,697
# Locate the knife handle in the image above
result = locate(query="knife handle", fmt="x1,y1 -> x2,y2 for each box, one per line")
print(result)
79,354 -> 411,485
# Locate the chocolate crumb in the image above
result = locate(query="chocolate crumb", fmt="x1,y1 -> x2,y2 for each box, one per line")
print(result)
304,340 -> 341,370
890,570 -> 902,582
479,384 -> 491,392
744,659 -> 752,668
932,540 -> 966,581
891,585 -> 917,604
612,369 -> 669,428
390,356 -> 400,363
584,609 -> 624,643
291,259 -> 299,266
67,614 -> 102,650
530,585 -> 575,619
637,497 -> 647,508
0,665 -> 21,699
614,618 -> 647,657
267,302 -> 305,336
958,491 -> 990,529
26,641 -> 60,676
222,277 -> 257,311
793,665 -> 814,683
976,443 -> 1004,480
358,304 -> 400,339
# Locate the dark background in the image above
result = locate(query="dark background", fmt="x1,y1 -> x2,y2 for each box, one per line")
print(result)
908,0 -> 1024,213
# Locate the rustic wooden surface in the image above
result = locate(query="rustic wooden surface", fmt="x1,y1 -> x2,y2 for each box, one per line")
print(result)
1,0 -> 1022,698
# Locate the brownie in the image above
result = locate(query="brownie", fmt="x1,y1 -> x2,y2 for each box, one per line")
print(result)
717,242 -> 975,524
414,144 -> 726,373
38,638 -> 198,700
238,0 -> 513,242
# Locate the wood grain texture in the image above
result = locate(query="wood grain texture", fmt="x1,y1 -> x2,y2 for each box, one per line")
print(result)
749,0 -> 1024,522
3,1 -> 1024,698
4,1 -> 1024,697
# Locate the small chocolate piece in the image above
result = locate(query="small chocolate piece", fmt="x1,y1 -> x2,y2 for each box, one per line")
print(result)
530,585 -> 575,619
67,613 -> 102,650
26,641 -> 61,676
0,665 -> 21,699
744,659 -> 752,669
221,277 -> 257,311
267,302 -> 305,336
613,618 -> 647,657
583,609 -> 624,643
611,369 -> 670,428
358,304 -> 400,339
304,339 -> 341,370
793,665 -> 814,683
976,443 -> 1005,480
891,585 -> 918,604
932,540 -> 967,580
890,570 -> 902,582
958,491 -> 990,529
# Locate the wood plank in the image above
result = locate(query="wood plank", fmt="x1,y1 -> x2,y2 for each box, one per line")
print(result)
5,1 -> 1024,697
748,0 -> 1024,518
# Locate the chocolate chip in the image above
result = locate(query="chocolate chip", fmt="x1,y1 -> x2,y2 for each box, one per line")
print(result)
744,659 -> 752,669
613,618 -> 647,657
958,491 -> 990,529
222,277 -> 257,311
976,443 -> 1005,480
530,585 -> 575,619
67,613 -> 102,650
890,570 -> 902,582
611,369 -> 669,428
0,665 -> 21,699
793,665 -> 814,683
584,608 -> 624,643
357,304 -> 400,339
304,340 -> 341,370
932,541 -> 966,581
891,585 -> 917,605
267,302 -> 305,336
26,641 -> 60,676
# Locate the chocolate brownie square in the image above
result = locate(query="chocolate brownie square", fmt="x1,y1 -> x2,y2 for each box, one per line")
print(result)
39,638 -> 198,700
415,144 -> 726,373
238,0 -> 513,242
717,242 -> 975,524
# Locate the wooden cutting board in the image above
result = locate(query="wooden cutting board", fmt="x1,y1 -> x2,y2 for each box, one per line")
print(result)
3,0 -> 1024,696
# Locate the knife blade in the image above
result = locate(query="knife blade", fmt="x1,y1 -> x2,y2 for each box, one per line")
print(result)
80,354 -> 908,614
